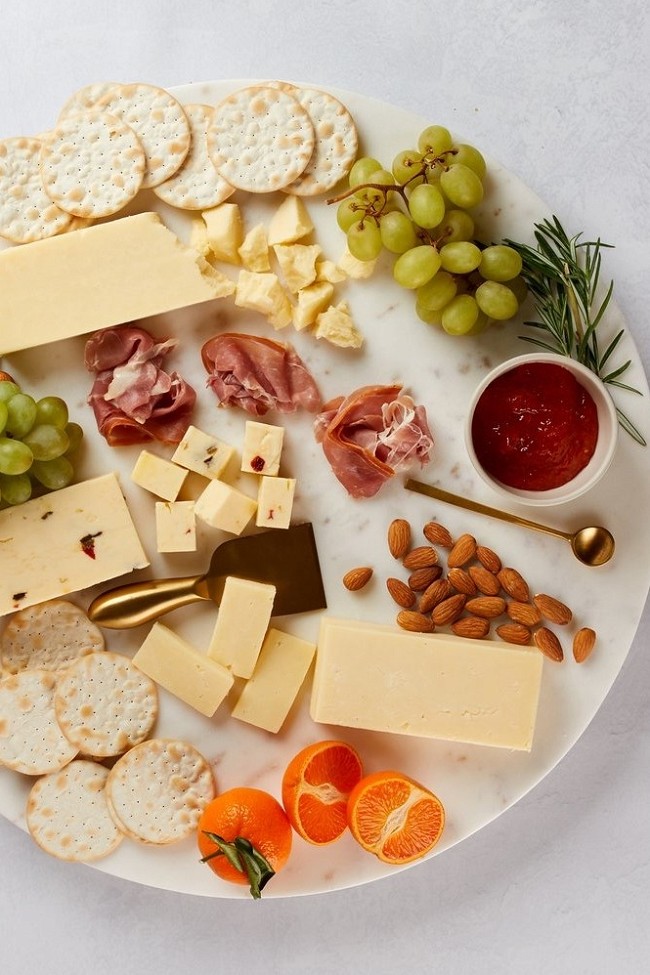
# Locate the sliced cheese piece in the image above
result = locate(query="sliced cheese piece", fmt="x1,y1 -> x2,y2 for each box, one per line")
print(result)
155,501 -> 196,553
131,450 -> 187,501
132,622 -> 233,717
0,212 -> 226,354
0,474 -> 149,618
273,243 -> 321,293
201,202 -> 243,264
207,577 -> 276,678
238,223 -> 271,272
241,420 -> 284,476
231,628 -> 316,733
194,479 -> 257,534
310,618 -> 544,751
292,281 -> 334,331
313,300 -> 363,349
255,476 -> 295,529
171,425 -> 235,481
235,270 -> 292,329
267,195 -> 313,245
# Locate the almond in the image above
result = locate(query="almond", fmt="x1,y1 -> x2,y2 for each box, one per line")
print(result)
447,567 -> 478,596
506,600 -> 542,627
497,567 -> 529,602
573,627 -> 596,663
403,545 -> 438,569
396,610 -> 435,633
468,564 -> 501,596
476,545 -> 502,574
533,593 -> 573,625
386,577 -> 416,609
431,593 -> 466,626
422,521 -> 453,547
496,622 -> 532,646
342,566 -> 373,591
451,615 -> 490,639
408,565 -> 442,591
534,626 -> 564,662
465,596 -> 506,619
447,533 -> 476,568
418,578 -> 453,613
387,518 -> 411,559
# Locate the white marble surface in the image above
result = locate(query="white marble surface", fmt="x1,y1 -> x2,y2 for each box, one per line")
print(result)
1,1 -> 650,971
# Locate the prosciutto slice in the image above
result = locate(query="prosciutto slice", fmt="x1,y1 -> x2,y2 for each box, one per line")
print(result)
201,332 -> 322,416
314,384 -> 434,499
85,325 -> 196,446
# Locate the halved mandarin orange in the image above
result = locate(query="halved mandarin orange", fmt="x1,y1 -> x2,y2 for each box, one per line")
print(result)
346,770 -> 445,864
281,740 -> 364,845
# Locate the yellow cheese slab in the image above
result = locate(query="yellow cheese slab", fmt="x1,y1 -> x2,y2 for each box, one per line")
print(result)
207,577 -> 276,678
0,212 -> 226,354
310,618 -> 544,751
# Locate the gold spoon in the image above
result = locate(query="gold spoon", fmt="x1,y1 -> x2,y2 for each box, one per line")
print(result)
404,479 -> 615,567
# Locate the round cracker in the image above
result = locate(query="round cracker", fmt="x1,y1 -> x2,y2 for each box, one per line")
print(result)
40,109 -> 146,218
57,81 -> 120,120
1,599 -> 105,676
153,103 -> 235,210
106,738 -> 215,844
284,87 -> 358,196
26,759 -> 123,862
207,85 -> 315,193
54,651 -> 158,758
0,137 -> 74,243
0,670 -> 77,774
96,82 -> 191,189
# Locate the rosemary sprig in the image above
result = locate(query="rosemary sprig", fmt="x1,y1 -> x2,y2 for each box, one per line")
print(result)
504,216 -> 646,445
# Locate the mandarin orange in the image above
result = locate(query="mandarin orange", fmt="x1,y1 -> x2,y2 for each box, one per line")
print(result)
282,739 -> 364,845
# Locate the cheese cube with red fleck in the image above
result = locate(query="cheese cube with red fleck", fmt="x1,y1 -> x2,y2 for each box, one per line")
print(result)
155,501 -> 197,553
255,476 -> 295,529
240,421 -> 284,476
194,479 -> 257,535
131,450 -> 188,501
171,425 -> 235,481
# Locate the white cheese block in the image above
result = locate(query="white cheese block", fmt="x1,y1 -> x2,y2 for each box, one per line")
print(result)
207,577 -> 276,678
0,474 -> 149,618
201,202 -> 243,264
155,501 -> 196,553
171,425 -> 235,480
310,618 -> 544,751
267,195 -> 313,245
231,628 -> 316,733
132,622 -> 233,717
255,476 -> 295,529
194,479 -> 257,534
0,212 -> 227,355
241,420 -> 284,476
131,450 -> 187,501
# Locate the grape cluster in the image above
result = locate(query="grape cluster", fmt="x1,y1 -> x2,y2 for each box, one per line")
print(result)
333,125 -> 525,335
0,376 -> 83,506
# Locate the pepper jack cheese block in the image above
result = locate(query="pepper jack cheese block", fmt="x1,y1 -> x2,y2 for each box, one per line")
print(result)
310,618 -> 544,751
155,501 -> 196,553
0,474 -> 149,618
171,425 -> 235,481
0,212 -> 232,355
131,450 -> 188,501
132,622 -> 233,718
231,628 -> 316,733
255,476 -> 295,529
241,421 -> 284,476
207,577 -> 276,678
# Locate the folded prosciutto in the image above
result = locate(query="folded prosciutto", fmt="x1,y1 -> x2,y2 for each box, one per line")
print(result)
201,332 -> 322,416
314,384 -> 434,499
85,325 -> 196,446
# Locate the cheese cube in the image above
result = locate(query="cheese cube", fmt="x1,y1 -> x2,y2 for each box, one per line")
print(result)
202,203 -> 243,264
131,450 -> 187,501
171,425 -> 235,480
155,501 -> 196,553
292,281 -> 334,331
267,196 -> 314,245
235,270 -> 292,329
208,577 -> 276,678
133,622 -> 233,717
231,628 -> 316,733
314,300 -> 363,349
255,476 -> 295,529
316,258 -> 346,284
238,223 -> 271,272
310,618 -> 544,751
194,479 -> 257,534
337,246 -> 377,279
273,243 -> 321,293
241,421 -> 284,476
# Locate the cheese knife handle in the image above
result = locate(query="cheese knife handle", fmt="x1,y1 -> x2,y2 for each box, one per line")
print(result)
87,575 -> 204,628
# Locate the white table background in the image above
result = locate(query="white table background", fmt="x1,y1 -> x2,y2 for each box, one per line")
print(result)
1,2 -> 650,972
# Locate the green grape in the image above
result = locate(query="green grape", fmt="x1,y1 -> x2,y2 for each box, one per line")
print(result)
0,472 -> 32,505
441,295 -> 481,335
64,422 -> 84,455
31,456 -> 75,490
507,275 -> 529,304
337,198 -> 365,231
35,395 -> 69,429
465,310 -> 491,335
348,157 -> 383,187
479,245 -> 523,282
5,393 -> 37,438
416,271 -> 458,311
450,144 -> 486,179
415,298 -> 444,327
407,183 -> 446,229
0,437 -> 33,476
347,219 -> 382,261
475,281 -> 519,320
0,401 -> 7,435
432,209 -> 475,244
440,163 -> 484,208
393,245 -> 441,289
367,167 -> 395,185
418,125 -> 453,155
353,185 -> 388,209
0,380 -> 21,404
392,149 -> 423,184
439,241 -> 482,274
379,211 -> 418,254
24,423 -> 70,461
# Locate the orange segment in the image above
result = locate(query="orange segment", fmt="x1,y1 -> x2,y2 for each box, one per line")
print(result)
282,740 -> 364,845
346,770 -> 445,864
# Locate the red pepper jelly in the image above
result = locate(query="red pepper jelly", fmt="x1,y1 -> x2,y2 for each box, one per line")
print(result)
471,362 -> 599,491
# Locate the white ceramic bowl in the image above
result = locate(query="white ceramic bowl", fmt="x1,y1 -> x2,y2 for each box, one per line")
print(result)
465,352 -> 619,507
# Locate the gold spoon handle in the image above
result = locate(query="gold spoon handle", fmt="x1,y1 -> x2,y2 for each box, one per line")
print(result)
404,479 -> 572,541
87,575 -> 204,629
